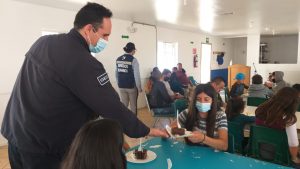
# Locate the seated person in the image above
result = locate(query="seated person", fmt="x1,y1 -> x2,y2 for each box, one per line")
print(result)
265,71 -> 289,93
172,84 -> 228,151
144,67 -> 161,94
292,84 -> 300,97
149,71 -> 181,108
248,74 -> 273,98
225,97 -> 255,149
255,87 -> 300,164
176,63 -> 190,87
210,76 -> 226,108
230,73 -> 249,98
169,71 -> 184,96
61,119 -> 126,169
161,69 -> 184,98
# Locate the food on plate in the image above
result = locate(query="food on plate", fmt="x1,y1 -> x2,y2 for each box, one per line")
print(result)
134,149 -> 147,160
171,127 -> 185,135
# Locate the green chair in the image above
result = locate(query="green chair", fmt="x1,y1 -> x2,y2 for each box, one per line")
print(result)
188,76 -> 199,86
247,97 -> 268,107
227,133 -> 235,153
174,99 -> 188,113
298,105 -> 300,112
145,94 -> 176,127
228,121 -> 244,154
249,125 -> 291,166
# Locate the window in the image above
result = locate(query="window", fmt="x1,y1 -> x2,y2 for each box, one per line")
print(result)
157,41 -> 178,71
200,43 -> 212,83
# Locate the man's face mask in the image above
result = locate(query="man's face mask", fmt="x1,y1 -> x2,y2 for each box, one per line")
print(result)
89,38 -> 108,53
88,28 -> 108,53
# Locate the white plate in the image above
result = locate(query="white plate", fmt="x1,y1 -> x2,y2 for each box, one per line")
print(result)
126,150 -> 157,163
165,125 -> 193,138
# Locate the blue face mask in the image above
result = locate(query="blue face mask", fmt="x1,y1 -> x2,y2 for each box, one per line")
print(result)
89,38 -> 108,53
195,101 -> 211,112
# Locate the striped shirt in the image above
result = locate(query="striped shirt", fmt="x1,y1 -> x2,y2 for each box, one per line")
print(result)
178,109 -> 228,138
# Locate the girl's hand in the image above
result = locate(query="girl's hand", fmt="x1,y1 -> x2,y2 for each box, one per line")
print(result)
187,131 -> 205,143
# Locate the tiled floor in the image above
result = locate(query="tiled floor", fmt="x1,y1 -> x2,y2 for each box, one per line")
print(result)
0,107 -> 169,169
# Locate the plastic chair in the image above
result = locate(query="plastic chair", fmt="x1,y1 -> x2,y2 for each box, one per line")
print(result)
228,121 -> 244,154
247,97 -> 268,107
174,99 -> 188,113
145,94 -> 176,127
188,76 -> 199,86
227,133 -> 235,153
249,125 -> 291,166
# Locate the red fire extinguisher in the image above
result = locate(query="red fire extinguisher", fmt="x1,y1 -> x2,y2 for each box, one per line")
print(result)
193,54 -> 198,67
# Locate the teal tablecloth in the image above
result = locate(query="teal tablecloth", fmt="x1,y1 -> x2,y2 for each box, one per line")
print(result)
127,138 -> 291,169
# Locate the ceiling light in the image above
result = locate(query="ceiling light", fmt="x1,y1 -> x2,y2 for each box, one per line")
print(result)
265,27 -> 270,31
155,0 -> 179,24
199,0 -> 215,32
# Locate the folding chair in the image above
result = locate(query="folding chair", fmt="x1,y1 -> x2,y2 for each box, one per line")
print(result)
145,94 -> 176,127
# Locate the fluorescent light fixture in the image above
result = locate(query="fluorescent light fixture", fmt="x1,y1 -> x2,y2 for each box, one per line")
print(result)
199,0 -> 215,32
155,0 -> 179,24
67,0 -> 87,4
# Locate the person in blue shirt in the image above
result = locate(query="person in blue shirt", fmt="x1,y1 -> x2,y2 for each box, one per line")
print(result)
225,96 -> 255,150
229,73 -> 249,97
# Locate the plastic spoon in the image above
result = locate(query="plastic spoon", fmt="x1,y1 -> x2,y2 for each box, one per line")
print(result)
138,138 -> 142,151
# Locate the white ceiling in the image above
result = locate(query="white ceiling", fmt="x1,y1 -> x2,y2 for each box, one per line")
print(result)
15,0 -> 300,37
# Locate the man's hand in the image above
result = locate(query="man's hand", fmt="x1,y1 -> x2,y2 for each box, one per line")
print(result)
148,128 -> 169,138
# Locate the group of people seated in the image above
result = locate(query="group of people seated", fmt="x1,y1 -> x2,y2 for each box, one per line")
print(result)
60,70 -> 300,169
226,71 -> 300,165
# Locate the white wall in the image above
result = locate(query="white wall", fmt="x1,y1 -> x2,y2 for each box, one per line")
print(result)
247,34 -> 300,85
260,35 -> 298,64
231,37 -> 247,65
0,0 -> 234,145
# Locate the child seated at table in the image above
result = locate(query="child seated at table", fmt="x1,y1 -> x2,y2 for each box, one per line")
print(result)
248,74 -> 273,98
255,87 -> 300,164
60,119 -> 126,169
172,84 -> 228,151
229,73 -> 249,98
225,97 -> 255,149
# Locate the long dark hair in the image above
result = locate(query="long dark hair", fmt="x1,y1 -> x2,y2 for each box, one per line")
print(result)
185,84 -> 218,139
60,119 -> 126,169
225,97 -> 245,120
255,87 -> 299,127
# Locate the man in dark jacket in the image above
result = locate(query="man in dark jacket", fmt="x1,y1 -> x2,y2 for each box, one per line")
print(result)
1,3 -> 167,169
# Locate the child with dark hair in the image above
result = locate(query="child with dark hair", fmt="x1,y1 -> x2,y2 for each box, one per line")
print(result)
226,97 -> 255,124
172,84 -> 228,151
61,119 -> 126,169
248,74 -> 273,98
226,97 -> 255,149
229,73 -> 249,97
255,87 -> 300,164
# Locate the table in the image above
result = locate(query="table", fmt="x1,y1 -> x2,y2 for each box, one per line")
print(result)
127,138 -> 291,169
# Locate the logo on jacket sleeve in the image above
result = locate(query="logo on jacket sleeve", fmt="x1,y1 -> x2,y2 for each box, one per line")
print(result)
97,73 -> 110,86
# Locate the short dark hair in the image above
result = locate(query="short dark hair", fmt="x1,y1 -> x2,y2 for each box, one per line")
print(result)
225,97 -> 245,120
61,119 -> 126,169
74,2 -> 112,30
211,76 -> 225,85
252,74 -> 263,84
162,69 -> 171,76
